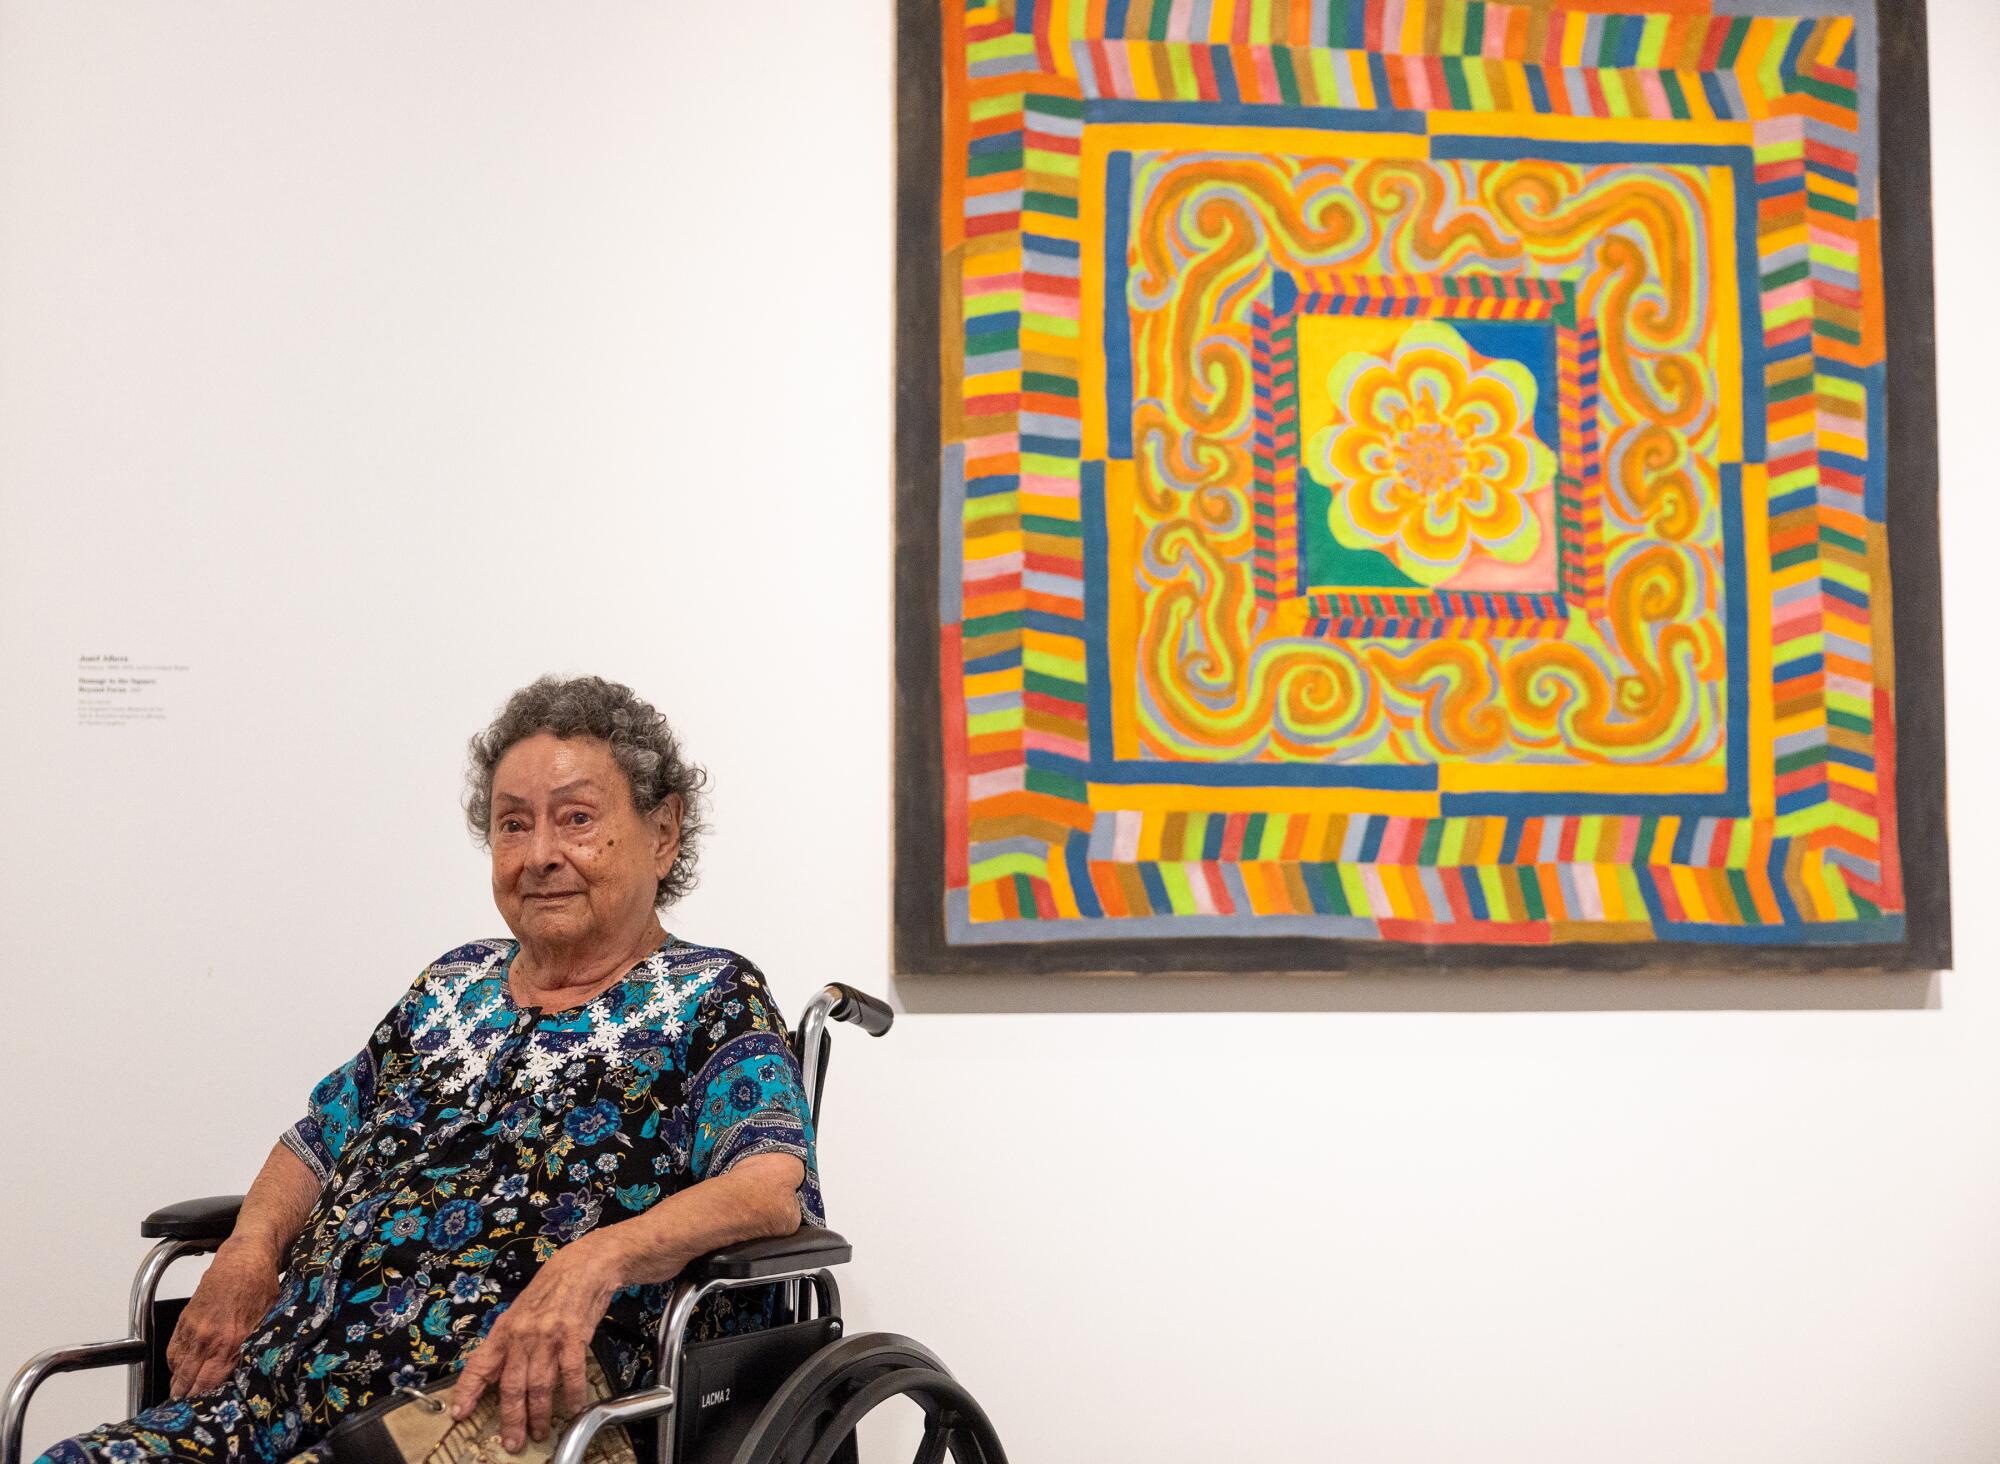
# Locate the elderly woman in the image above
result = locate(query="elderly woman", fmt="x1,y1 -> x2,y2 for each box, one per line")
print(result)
37,676 -> 820,1464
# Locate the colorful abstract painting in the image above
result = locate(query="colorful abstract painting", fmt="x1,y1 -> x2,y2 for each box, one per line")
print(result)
895,0 -> 1949,972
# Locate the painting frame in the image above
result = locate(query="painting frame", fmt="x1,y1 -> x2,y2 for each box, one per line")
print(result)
894,0 -> 1951,975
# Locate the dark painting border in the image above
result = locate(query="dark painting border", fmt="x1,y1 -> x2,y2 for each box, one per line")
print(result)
892,0 -> 1951,975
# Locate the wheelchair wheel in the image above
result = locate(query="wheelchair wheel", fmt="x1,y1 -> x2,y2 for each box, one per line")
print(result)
726,1332 -> 1006,1464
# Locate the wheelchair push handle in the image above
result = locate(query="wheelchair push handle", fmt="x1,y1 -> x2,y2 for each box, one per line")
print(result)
823,984 -> 893,1037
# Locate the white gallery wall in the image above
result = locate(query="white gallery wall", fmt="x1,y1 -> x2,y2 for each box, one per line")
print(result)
1,4 -> 1995,1462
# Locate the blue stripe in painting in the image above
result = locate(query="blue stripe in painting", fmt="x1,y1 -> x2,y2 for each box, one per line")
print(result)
1721,466 -> 1750,804
963,651 -> 1021,676
1066,832 -> 1104,918
1211,45 -> 1240,104
1864,361 -> 1888,520
1701,69 -> 1733,120
1103,151 -> 1135,461
1778,16 -> 1811,90
1658,916 -> 1904,946
1357,816 -> 1387,863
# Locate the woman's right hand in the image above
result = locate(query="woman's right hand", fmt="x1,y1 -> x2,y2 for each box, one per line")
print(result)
165,1240 -> 281,1398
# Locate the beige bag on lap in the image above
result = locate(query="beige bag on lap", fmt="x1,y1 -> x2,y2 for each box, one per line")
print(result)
301,1355 -> 638,1464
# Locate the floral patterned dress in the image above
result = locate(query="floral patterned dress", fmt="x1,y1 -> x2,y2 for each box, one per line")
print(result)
36,937 -> 821,1464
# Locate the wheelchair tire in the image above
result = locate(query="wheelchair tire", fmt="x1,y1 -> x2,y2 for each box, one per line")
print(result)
725,1332 -> 1006,1464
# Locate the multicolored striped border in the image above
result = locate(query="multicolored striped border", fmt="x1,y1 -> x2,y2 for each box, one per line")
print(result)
897,0 -> 1950,971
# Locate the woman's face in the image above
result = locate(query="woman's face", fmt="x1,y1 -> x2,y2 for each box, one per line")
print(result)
487,732 -> 679,956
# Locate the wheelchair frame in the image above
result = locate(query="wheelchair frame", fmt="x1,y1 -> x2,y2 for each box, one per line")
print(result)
3,984 -> 1004,1464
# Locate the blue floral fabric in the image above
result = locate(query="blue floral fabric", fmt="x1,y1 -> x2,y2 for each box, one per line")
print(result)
36,937 -> 820,1464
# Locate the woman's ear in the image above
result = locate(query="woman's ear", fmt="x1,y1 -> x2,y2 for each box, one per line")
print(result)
655,794 -> 684,875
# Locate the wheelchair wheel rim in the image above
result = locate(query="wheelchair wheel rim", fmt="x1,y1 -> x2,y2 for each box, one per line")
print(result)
725,1332 -> 1004,1464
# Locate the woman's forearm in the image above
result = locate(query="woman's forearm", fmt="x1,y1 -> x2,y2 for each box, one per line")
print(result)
584,1152 -> 805,1287
220,1140 -> 323,1269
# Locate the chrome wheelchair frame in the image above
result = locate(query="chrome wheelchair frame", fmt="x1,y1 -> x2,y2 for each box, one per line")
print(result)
3,985 -> 1005,1464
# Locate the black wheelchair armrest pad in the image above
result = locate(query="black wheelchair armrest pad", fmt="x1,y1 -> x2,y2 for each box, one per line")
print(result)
142,1195 -> 246,1240
689,1225 -> 852,1281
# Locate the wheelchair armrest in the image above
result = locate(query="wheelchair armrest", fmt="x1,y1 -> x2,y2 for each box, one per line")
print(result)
141,1195 -> 245,1241
689,1225 -> 851,1282
3,1340 -> 151,1464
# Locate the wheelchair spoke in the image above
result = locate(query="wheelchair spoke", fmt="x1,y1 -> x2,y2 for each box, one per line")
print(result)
910,1418 -> 951,1464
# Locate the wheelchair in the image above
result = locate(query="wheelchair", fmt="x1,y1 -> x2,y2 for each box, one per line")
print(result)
1,984 -> 1006,1464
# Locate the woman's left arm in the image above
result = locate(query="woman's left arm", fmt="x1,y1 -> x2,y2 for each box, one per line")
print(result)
448,1152 -> 806,1450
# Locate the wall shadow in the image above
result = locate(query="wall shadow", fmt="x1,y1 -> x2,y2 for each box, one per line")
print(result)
895,966 -> 1940,1015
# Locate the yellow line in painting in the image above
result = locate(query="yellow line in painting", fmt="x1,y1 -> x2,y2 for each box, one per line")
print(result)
1102,459 -> 1142,761
1046,0 -> 1076,79
1087,784 -> 1445,816
1738,20 -> 1779,121
1348,50 -> 1376,109
1670,866 -> 1712,924
1753,20 -> 1786,115
1400,1 -> 1426,53
1378,865 -> 1413,921
1432,113 -> 1752,148
1023,627 -> 1086,661
967,881 -> 1004,923
1083,122 -> 1427,162
1125,38 -> 1161,100
1047,838 -> 1083,917
1026,217 -> 1085,249
1709,167 -> 1745,462
964,667 -> 1024,698
1759,220 -> 1809,256
1076,135 -> 1109,462
1816,17 -> 1855,69
1437,762 -> 1728,794
1741,463 -> 1775,818
1561,12 -> 1588,67
1591,868 -> 1625,923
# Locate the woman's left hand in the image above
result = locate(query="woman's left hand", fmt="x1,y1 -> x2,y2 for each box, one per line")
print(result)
449,1233 -> 628,1451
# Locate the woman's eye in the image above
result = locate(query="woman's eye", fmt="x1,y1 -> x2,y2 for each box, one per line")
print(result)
567,811 -> 591,826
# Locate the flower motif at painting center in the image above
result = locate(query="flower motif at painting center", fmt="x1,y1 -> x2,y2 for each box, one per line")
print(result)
1306,321 -> 1555,587
1393,408 -> 1469,499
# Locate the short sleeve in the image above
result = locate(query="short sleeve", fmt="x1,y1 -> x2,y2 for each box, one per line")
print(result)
677,961 -> 823,1223
280,977 -> 422,1185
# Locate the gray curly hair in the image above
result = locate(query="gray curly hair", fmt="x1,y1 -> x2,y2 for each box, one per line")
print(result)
464,674 -> 708,909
